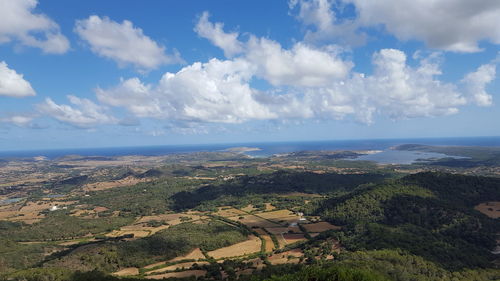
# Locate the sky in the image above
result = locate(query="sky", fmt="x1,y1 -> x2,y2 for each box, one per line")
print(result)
0,0 -> 499,150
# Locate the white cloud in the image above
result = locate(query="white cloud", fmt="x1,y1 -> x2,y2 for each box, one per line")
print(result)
0,0 -> 69,54
246,38 -> 352,87
95,15 -> 498,128
97,58 -> 275,124
0,61 -> 35,97
289,0 -> 365,46
75,15 -> 182,70
96,77 -> 162,118
330,49 -> 465,122
0,114 -> 34,127
37,95 -> 116,128
194,12 -> 243,58
462,62 -> 497,106
97,48 -> 475,125
290,0 -> 500,53
194,11 -> 353,87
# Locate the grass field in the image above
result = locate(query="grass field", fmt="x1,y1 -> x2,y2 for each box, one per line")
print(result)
229,214 -> 281,228
143,248 -> 206,269
112,267 -> 139,276
241,204 -> 257,212
0,200 -> 76,224
268,249 -> 304,265
106,212 -> 209,238
474,201 -> 500,219
253,228 -> 275,251
215,206 -> 246,217
255,210 -> 301,224
145,270 -> 207,279
207,235 -> 261,259
147,261 -> 209,275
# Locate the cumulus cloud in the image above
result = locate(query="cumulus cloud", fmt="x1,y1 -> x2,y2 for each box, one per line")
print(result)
462,62 -> 497,106
37,95 -> 116,128
75,15 -> 182,70
96,48 -> 481,125
0,0 -> 69,54
290,0 -> 500,53
97,58 -> 275,123
93,13 -> 498,128
0,61 -> 35,97
246,38 -> 352,87
310,49 -> 466,123
194,12 -> 244,58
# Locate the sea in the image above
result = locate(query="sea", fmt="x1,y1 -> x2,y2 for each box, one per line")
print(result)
0,136 -> 499,164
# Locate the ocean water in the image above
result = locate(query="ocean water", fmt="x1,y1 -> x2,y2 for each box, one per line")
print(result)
352,150 -> 468,165
0,136 -> 499,161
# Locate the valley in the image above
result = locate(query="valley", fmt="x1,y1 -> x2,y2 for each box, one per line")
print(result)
0,146 -> 499,280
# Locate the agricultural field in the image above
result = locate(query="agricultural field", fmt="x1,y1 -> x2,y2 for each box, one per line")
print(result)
207,235 -> 261,259
0,148 -> 499,281
145,270 -> 207,279
474,201 -> 500,219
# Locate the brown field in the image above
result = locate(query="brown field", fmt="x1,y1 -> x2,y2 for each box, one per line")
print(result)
144,248 -> 206,269
147,261 -> 209,275
136,213 -> 207,226
106,223 -> 171,238
275,234 -> 287,249
268,249 -> 304,265
108,212 -> 209,238
145,270 -> 207,279
207,235 -> 261,259
170,248 -> 206,262
302,222 -> 341,233
106,229 -> 151,238
264,227 -> 290,235
83,176 -> 148,191
253,228 -> 275,251
215,206 -> 246,217
228,214 -> 281,228
255,210 -> 301,224
70,209 -> 96,218
0,200 -> 76,224
282,233 -> 307,244
241,204 -> 257,212
113,267 -> 139,276
93,206 -> 109,212
264,203 -> 276,211
474,202 -> 500,219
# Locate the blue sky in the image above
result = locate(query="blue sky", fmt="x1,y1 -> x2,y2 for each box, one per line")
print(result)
0,0 -> 499,150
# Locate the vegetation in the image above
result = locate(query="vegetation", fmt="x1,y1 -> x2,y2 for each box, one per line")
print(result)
46,220 -> 248,271
1,149 -> 500,281
319,172 -> 500,270
0,212 -> 133,241
172,171 -> 386,210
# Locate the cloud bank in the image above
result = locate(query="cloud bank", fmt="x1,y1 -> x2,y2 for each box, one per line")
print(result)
93,13 -> 496,128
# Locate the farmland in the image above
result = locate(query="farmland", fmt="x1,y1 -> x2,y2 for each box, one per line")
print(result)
0,148 -> 499,280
